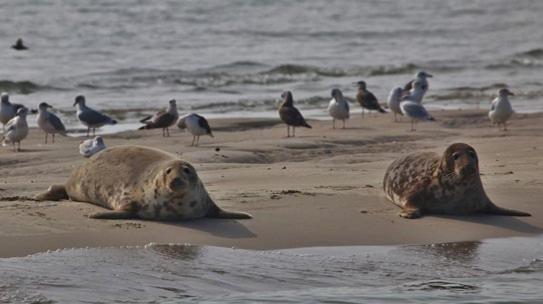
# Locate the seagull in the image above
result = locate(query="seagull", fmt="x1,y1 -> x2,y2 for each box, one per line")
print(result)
177,113 -> 214,146
0,93 -> 25,131
36,102 -> 67,144
2,107 -> 29,151
79,136 -> 106,158
11,38 -> 28,51
138,99 -> 179,137
387,87 -> 404,122
278,91 -> 312,137
401,80 -> 426,105
403,71 -> 433,97
489,88 -> 514,131
73,95 -> 117,137
400,99 -> 435,131
328,88 -> 350,129
354,81 -> 386,117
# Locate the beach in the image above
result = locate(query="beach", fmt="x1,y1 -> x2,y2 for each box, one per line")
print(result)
1,109 -> 541,258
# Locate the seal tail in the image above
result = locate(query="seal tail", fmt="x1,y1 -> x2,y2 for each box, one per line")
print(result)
485,203 -> 531,217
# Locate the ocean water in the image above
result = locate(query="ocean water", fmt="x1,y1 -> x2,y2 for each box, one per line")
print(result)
1,236 -> 542,303
1,0 -> 543,132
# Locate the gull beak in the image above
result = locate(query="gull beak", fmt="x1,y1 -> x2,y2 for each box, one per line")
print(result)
426,73 -> 433,78
508,91 -> 515,96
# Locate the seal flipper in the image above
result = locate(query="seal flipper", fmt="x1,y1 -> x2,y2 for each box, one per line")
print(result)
206,201 -> 252,219
484,203 -> 531,217
89,210 -> 137,219
34,185 -> 68,201
399,207 -> 422,219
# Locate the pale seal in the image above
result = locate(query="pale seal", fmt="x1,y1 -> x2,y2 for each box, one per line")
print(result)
35,145 -> 252,220
383,143 -> 531,219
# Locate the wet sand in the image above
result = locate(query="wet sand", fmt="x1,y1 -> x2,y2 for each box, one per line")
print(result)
1,109 -> 542,257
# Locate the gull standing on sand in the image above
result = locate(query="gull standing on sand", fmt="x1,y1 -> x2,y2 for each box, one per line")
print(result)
387,87 -> 404,122
354,81 -> 386,117
328,88 -> 350,129
177,113 -> 214,146
278,91 -> 312,137
400,98 -> 435,131
0,93 -> 25,131
79,136 -> 106,158
139,99 -> 179,137
404,71 -> 433,99
2,107 -> 29,151
73,95 -> 117,137
489,88 -> 514,131
36,102 -> 67,144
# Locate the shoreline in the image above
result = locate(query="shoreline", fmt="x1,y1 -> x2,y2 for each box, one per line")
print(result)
1,109 -> 542,258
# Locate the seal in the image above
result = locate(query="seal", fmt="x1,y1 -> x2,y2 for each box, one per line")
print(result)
35,145 -> 252,221
383,143 -> 531,219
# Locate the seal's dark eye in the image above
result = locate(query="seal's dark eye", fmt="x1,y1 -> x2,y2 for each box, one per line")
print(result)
183,167 -> 191,175
165,168 -> 172,174
468,150 -> 476,159
452,153 -> 460,160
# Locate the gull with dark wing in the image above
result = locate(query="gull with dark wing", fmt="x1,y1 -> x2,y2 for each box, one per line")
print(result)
36,102 -> 67,144
354,81 -> 386,117
177,113 -> 214,146
139,99 -> 179,137
278,91 -> 312,137
73,95 -> 117,137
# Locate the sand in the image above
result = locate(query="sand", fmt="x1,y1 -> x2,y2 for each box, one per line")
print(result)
0,109 -> 542,257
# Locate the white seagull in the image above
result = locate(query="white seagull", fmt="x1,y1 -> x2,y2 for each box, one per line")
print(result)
400,98 -> 435,132
177,113 -> 214,146
73,95 -> 117,137
404,71 -> 433,97
489,88 -> 514,131
79,136 -> 106,158
36,102 -> 67,144
387,87 -> 404,122
0,93 -> 25,131
328,88 -> 350,129
2,107 -> 29,151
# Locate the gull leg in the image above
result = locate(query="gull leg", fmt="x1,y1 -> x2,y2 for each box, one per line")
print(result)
410,120 -> 415,131
44,132 -> 48,144
332,119 -> 336,129
167,128 -> 170,137
504,122 -> 508,131
191,136 -> 195,146
293,127 -> 296,137
53,133 -> 55,143
196,136 -> 200,146
342,119 -> 346,129
86,127 -> 90,138
286,125 -> 290,138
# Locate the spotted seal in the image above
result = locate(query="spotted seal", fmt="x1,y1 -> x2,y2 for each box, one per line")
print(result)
35,145 -> 252,220
383,143 -> 531,219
